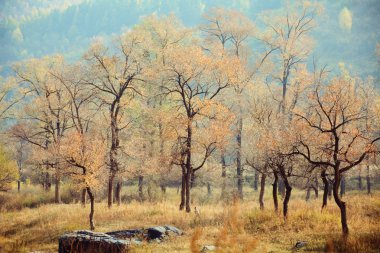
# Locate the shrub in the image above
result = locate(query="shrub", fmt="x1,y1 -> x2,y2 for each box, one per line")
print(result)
0,146 -> 18,192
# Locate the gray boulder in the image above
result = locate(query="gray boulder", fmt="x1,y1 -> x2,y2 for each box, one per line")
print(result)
58,230 -> 130,253
164,225 -> 183,235
58,225 -> 183,252
145,225 -> 183,240
146,226 -> 167,240
293,241 -> 307,249
201,245 -> 216,252
106,229 -> 143,239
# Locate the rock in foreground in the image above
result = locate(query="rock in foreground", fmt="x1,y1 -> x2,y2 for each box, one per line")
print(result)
58,230 -> 130,253
58,225 -> 183,253
201,245 -> 216,252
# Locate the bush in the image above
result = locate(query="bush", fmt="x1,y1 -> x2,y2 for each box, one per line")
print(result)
0,146 -> 18,192
326,233 -> 380,253
0,183 -> 80,211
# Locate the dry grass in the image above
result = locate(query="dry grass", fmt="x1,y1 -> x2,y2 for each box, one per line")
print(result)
190,228 -> 203,253
0,186 -> 379,253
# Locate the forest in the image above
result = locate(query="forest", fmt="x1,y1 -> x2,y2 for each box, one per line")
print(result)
0,1 -> 379,252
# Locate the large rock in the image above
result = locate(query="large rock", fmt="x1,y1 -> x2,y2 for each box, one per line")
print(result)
106,229 -> 143,239
58,230 -> 130,253
164,225 -> 183,236
201,245 -> 216,252
58,226 -> 183,252
293,241 -> 307,249
146,226 -> 167,240
146,225 -> 183,240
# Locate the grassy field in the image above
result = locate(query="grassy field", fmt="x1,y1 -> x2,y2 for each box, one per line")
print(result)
0,185 -> 379,253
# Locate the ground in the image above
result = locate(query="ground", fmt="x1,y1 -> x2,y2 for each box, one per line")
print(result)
0,185 -> 379,252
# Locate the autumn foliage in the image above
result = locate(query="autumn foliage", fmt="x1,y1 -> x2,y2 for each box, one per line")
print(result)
0,2 -> 379,251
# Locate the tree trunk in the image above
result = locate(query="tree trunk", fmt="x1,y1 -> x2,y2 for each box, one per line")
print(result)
253,171 -> 259,191
45,172 -> 51,191
259,173 -> 266,210
306,188 -> 311,201
366,165 -> 371,195
340,175 -> 346,198
190,171 -> 196,188
17,163 -> 22,193
115,181 -> 121,205
278,178 -> 285,198
160,185 -> 166,194
272,172 -> 278,212
313,186 -> 318,198
282,176 -> 292,219
158,120 -> 166,196
55,175 -> 61,204
221,150 -> 227,199
113,184 -> 117,203
236,117 -> 243,200
281,78 -> 287,114
185,168 -> 191,213
81,189 -> 86,207
147,183 -> 152,201
184,118 -> 193,213
179,167 -> 186,210
321,170 -> 329,209
314,175 -> 319,198
358,168 -> 363,190
333,171 -> 349,235
108,109 -> 119,209
328,180 -> 332,200
86,187 -> 95,231
207,182 -> 212,196
138,176 -> 144,201
107,172 -> 115,208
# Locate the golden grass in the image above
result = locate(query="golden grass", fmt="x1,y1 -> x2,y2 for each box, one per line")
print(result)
0,186 -> 379,253
190,227 -> 203,253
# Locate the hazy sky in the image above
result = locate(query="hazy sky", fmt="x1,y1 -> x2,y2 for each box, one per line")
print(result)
0,0 -> 379,78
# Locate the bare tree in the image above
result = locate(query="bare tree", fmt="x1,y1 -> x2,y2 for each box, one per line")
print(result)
202,8 -> 275,199
163,45 -> 233,212
13,56 -> 72,203
83,31 -> 147,208
291,78 -> 380,235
